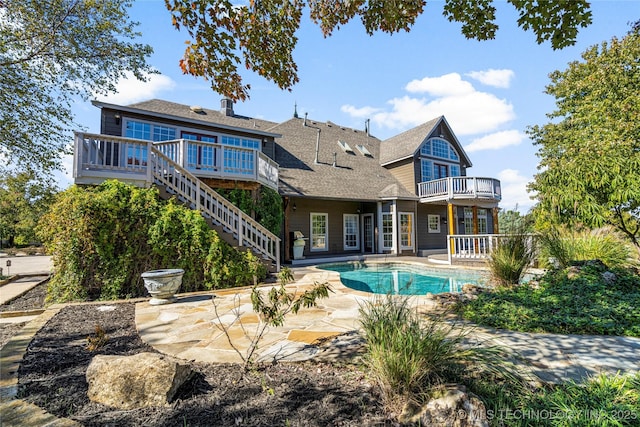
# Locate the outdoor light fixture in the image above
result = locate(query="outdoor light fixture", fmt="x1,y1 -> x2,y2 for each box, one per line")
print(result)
114,113 -> 121,125
292,202 -> 297,212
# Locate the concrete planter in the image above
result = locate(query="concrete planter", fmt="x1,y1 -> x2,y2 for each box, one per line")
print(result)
141,269 -> 184,305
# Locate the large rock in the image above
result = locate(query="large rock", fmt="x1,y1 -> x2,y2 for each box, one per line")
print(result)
402,385 -> 488,427
86,352 -> 193,409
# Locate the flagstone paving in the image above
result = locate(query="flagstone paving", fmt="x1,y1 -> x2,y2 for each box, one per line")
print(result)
136,266 -> 640,384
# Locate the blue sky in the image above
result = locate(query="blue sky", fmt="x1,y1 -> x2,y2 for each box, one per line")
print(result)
66,0 -> 639,213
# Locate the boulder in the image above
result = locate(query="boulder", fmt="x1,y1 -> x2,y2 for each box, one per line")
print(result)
86,352 -> 193,409
402,385 -> 488,427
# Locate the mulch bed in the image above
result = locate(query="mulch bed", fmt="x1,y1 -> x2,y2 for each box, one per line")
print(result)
3,285 -> 395,426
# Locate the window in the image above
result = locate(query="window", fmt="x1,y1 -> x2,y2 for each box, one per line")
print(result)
464,208 -> 474,234
434,164 -> 448,180
125,120 -> 176,141
382,213 -> 393,249
221,135 -> 260,149
421,159 -> 433,182
310,213 -> 328,251
399,212 -> 414,249
450,165 -> 461,177
338,140 -> 355,154
478,209 -> 488,234
183,132 -> 217,169
428,215 -> 441,233
343,214 -> 359,250
125,120 -> 151,140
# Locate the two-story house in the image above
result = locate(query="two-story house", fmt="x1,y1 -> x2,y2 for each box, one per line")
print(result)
73,98 -> 501,270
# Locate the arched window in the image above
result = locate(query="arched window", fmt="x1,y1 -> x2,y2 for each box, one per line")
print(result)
419,138 -> 461,182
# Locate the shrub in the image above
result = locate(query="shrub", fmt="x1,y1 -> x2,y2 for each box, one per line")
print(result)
486,231 -> 536,286
539,226 -> 633,269
463,265 -> 640,337
359,294 -> 516,412
38,180 -> 265,302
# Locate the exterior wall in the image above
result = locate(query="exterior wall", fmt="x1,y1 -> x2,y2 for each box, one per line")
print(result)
286,198 -> 366,259
101,108 -> 123,136
416,204 -> 448,250
385,158 -> 416,195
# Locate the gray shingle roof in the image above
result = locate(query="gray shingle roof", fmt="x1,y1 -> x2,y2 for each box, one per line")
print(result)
93,99 -> 280,137
379,117 -> 441,165
272,118 -> 417,201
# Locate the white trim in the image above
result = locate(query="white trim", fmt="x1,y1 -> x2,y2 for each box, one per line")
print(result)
428,214 -> 441,233
343,214 -> 360,250
399,211 -> 415,251
381,212 -> 393,251
362,213 -> 374,253
310,212 -> 328,252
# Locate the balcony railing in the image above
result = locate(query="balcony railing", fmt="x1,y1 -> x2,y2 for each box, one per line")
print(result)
74,133 -> 279,191
417,177 -> 501,202
446,233 -> 536,264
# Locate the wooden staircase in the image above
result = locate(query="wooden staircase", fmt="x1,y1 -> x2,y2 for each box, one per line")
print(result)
152,149 -> 280,272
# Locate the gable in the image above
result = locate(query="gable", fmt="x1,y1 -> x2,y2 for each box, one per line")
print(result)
379,116 -> 472,168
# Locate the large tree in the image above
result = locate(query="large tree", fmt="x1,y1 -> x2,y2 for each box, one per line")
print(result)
528,25 -> 640,251
0,170 -> 58,248
165,0 -> 593,101
0,0 -> 154,174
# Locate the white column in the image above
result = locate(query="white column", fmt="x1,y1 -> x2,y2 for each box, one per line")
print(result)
376,201 -> 383,253
391,200 -> 398,255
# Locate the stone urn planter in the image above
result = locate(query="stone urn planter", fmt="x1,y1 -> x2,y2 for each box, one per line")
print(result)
141,269 -> 184,305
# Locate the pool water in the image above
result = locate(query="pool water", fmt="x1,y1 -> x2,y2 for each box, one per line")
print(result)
319,262 -> 486,295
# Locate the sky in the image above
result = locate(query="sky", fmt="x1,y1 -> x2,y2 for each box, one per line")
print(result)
65,0 -> 640,213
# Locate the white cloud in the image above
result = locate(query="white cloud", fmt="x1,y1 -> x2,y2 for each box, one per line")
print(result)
94,72 -> 176,105
466,69 -> 514,88
340,104 -> 382,118
497,169 -> 535,212
464,130 -> 524,152
405,73 -> 475,97
343,72 -> 515,136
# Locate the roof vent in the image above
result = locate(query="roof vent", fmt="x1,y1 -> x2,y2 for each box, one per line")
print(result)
356,144 -> 373,157
190,105 -> 205,114
337,140 -> 354,154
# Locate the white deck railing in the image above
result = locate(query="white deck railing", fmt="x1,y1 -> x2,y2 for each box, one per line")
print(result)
418,177 -> 501,202
73,133 -> 278,191
446,233 -> 535,264
73,132 -> 280,269
153,139 -> 279,190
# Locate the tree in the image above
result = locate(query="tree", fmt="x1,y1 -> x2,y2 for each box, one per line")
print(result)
0,170 -> 58,247
165,0 -> 592,101
528,25 -> 640,252
0,0 -> 154,175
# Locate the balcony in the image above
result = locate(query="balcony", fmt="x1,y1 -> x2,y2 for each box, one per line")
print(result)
417,176 -> 501,203
73,133 -> 279,191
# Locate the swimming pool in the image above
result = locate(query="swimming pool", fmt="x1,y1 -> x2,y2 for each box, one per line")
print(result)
319,262 -> 486,295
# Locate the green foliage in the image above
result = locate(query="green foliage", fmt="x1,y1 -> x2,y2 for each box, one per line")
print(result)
0,0 -> 154,174
528,27 -> 640,251
486,232 -> 536,286
205,234 -> 267,289
166,0 -> 591,100
250,270 -> 331,328
463,265 -> 640,337
359,294 -> 517,412
498,207 -> 534,234
530,373 -> 640,426
216,187 -> 283,236
37,180 -> 261,303
539,226 -> 634,269
213,266 -> 331,369
0,170 -> 57,248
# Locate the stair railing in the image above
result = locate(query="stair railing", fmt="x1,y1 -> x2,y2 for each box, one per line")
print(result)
151,147 -> 280,271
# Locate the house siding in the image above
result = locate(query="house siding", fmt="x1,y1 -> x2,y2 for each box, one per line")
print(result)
101,109 -> 123,136
417,204 -> 448,250
385,158 -> 416,195
286,198 -> 363,259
